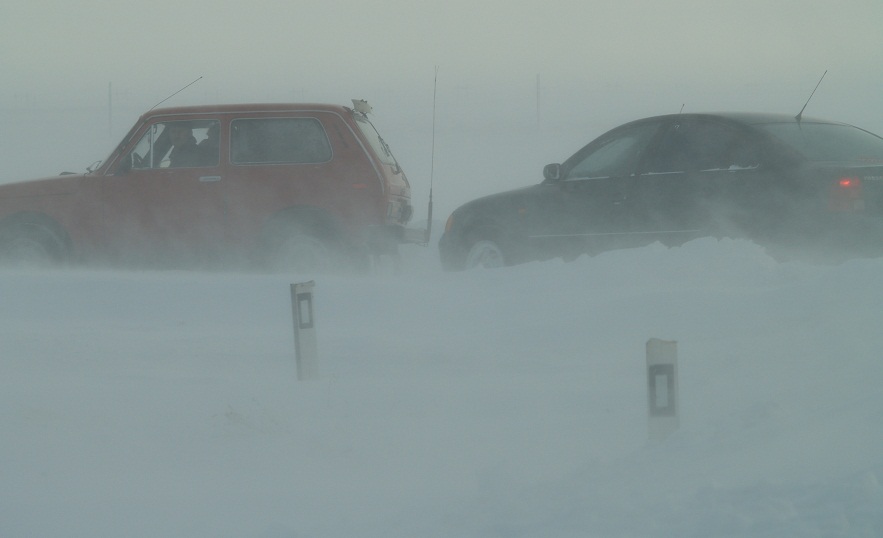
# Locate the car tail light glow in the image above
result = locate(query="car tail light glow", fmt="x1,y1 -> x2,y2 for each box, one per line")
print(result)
828,176 -> 864,211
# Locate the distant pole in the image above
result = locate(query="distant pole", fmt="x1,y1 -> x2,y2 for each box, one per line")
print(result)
536,74 -> 541,132
108,82 -> 113,139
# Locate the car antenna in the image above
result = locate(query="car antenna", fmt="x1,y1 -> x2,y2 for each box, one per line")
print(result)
795,70 -> 827,123
424,65 -> 439,246
149,76 -> 203,111
673,103 -> 685,129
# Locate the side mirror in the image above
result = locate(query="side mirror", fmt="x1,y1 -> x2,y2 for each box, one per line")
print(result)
543,163 -> 561,181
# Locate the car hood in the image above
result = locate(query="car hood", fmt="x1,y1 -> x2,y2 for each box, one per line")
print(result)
0,173 -> 87,200
455,183 -> 546,213
444,182 -> 552,239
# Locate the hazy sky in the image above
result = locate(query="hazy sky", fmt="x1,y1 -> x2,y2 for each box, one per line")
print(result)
3,0 -> 882,109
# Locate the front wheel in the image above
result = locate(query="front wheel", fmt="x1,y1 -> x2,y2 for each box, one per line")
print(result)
464,239 -> 506,269
0,222 -> 67,268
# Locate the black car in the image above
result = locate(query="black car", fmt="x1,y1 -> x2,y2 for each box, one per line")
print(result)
439,113 -> 883,270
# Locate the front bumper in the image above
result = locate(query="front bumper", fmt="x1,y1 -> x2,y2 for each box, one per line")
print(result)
438,231 -> 467,271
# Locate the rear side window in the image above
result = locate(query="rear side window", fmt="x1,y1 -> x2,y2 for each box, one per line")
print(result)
354,116 -> 397,166
759,122 -> 883,163
231,118 -> 332,164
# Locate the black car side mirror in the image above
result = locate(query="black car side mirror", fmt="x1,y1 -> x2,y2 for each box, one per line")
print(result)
543,163 -> 561,181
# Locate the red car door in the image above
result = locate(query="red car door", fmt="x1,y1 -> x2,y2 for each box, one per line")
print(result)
98,119 -> 228,266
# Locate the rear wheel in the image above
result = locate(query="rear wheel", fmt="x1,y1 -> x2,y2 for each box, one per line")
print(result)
266,228 -> 336,273
262,218 -> 371,274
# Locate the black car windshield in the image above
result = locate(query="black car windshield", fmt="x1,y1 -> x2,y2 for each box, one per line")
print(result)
758,122 -> 883,163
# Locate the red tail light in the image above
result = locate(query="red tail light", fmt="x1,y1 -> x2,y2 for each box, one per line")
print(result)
828,176 -> 864,211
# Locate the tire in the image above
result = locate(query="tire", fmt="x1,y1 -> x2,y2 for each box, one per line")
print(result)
266,228 -> 336,273
463,238 -> 507,269
0,221 -> 67,268
264,218 -> 373,274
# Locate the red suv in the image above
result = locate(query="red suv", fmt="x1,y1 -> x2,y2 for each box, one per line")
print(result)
0,101 -> 417,271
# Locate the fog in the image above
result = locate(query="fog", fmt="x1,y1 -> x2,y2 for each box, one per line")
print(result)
2,1 -> 883,536
4,1 -> 883,221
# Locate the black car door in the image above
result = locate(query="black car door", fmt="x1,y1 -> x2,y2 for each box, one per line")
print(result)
631,117 -> 769,244
531,120 -> 663,258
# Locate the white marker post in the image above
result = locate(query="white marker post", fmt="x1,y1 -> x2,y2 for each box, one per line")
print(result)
291,281 -> 318,380
646,338 -> 679,441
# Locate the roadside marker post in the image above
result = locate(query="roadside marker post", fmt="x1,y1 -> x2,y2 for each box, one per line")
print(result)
291,281 -> 318,380
646,338 -> 679,440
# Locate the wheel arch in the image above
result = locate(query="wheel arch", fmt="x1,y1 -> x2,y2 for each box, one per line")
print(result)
462,219 -> 508,243
442,217 -> 513,270
0,211 -> 72,260
258,205 -> 370,272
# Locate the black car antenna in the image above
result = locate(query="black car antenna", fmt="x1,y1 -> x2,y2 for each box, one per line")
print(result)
674,103 -> 685,128
795,70 -> 827,123
423,66 -> 439,246
149,76 -> 203,111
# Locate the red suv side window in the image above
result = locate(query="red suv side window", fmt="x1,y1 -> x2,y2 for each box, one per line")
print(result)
230,118 -> 332,165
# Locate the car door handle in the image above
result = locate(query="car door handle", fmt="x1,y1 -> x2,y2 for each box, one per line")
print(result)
199,175 -> 222,183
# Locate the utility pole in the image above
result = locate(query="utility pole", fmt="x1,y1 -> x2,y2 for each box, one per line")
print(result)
108,82 -> 113,139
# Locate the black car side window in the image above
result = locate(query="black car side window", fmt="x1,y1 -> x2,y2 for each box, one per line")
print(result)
644,121 -> 760,173
566,123 -> 660,180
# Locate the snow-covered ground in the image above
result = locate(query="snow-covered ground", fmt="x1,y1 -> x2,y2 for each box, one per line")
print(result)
2,238 -> 882,537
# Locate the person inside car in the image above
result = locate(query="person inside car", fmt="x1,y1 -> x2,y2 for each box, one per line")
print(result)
197,123 -> 220,165
167,123 -> 205,168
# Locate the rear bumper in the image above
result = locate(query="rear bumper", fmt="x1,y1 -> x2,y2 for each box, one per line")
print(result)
402,226 -> 429,245
363,224 -> 429,255
761,212 -> 883,259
